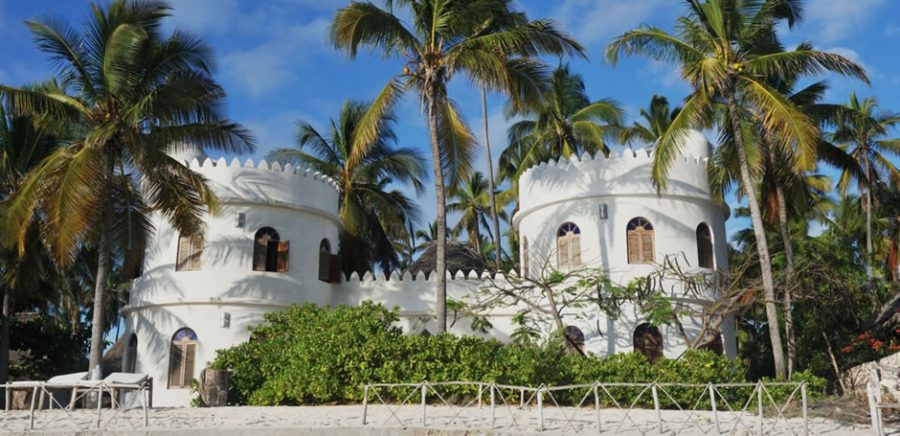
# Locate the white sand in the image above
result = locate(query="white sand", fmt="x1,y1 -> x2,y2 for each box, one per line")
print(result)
0,404 -> 886,435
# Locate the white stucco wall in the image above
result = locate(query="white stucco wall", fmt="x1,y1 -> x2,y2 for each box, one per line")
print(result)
124,131 -> 735,407
124,157 -> 341,406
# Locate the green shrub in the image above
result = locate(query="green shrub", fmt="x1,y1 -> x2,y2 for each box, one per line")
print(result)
211,303 -> 805,408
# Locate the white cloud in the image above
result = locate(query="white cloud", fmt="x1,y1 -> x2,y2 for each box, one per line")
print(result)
551,0 -> 670,46
220,17 -> 330,97
886,24 -> 900,36
243,109 -> 320,158
802,0 -> 885,43
169,0 -> 241,35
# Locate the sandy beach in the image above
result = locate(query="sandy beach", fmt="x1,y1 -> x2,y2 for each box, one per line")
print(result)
0,404 -> 887,435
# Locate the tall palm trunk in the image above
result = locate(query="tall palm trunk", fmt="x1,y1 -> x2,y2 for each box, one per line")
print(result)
0,290 -> 11,406
775,183 -> 795,377
863,153 -> 874,281
766,143 -> 796,377
728,93 -> 786,380
425,87 -> 448,334
88,157 -> 114,378
480,86 -> 503,270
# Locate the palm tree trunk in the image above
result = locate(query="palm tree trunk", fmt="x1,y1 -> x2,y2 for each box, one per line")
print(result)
426,89 -> 448,334
481,86 -> 503,270
775,183 -> 796,377
88,157 -> 114,379
0,290 -> 11,406
864,155 -> 874,281
728,94 -> 786,380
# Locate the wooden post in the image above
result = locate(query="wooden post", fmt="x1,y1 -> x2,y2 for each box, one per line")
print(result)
708,383 -> 720,434
757,382 -> 764,435
537,388 -> 544,432
362,385 -> 369,426
199,368 -> 231,407
29,386 -> 37,430
490,384 -> 496,429
421,383 -> 427,427
801,383 -> 808,436
594,384 -> 601,431
478,383 -> 483,409
652,383 -> 662,433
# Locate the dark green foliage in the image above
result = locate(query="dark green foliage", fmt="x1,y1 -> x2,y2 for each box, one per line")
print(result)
212,303 -> 823,407
8,315 -> 88,381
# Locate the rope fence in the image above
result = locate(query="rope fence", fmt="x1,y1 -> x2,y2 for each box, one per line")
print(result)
361,380 -> 810,435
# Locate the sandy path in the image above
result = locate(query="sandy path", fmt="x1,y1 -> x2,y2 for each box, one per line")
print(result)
0,404 -> 886,435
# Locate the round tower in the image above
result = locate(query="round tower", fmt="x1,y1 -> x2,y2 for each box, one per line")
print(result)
513,130 -> 734,359
123,157 -> 341,406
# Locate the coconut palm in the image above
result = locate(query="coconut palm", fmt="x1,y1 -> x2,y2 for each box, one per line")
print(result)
507,64 -> 623,169
448,171 -> 506,253
607,0 -> 867,379
0,100 -> 63,396
0,0 -> 254,376
620,95 -> 681,145
833,93 -> 900,280
331,0 -> 582,332
267,100 -> 426,275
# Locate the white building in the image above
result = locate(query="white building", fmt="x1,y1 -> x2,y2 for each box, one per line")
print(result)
122,130 -> 734,406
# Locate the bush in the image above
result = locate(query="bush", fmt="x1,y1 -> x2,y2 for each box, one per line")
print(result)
9,315 -> 89,381
212,302 -> 810,408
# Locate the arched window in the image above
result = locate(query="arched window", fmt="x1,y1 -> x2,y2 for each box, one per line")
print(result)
253,227 -> 288,272
564,326 -> 585,355
168,328 -> 197,389
633,323 -> 663,363
318,238 -> 332,282
124,333 -> 138,373
627,217 -> 655,264
557,222 -> 582,270
175,233 -> 202,271
696,223 -> 714,269
522,237 -> 530,278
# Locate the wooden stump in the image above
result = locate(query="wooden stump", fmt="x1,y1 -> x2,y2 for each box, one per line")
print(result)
199,369 -> 231,407
12,389 -> 31,410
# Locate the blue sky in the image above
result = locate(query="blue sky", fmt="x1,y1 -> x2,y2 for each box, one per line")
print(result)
1,0 -> 898,243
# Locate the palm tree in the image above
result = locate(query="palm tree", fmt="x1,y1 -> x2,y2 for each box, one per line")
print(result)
607,0 -> 866,379
0,99 -> 63,397
448,171 -> 505,253
507,64 -> 623,168
267,100 -> 426,275
331,0 -> 582,333
834,93 -> 900,281
0,0 -> 254,376
620,95 -> 681,145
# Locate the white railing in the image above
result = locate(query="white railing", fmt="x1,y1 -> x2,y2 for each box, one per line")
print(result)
361,380 -> 810,435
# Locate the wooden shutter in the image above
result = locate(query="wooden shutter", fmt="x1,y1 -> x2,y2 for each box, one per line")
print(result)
329,254 -> 342,283
168,344 -> 184,388
276,241 -> 290,272
571,234 -> 582,267
558,235 -> 570,269
176,235 -> 190,271
182,343 -> 196,387
253,239 -> 267,271
627,232 -> 641,264
189,236 -> 202,270
641,232 -> 654,263
318,249 -> 329,281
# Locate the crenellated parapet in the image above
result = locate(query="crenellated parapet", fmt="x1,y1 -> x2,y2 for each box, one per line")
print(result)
179,156 -> 340,215
343,269 -> 518,283
516,132 -> 714,224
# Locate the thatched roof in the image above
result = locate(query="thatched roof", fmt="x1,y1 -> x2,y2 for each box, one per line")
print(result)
406,242 -> 491,277
101,335 -> 127,374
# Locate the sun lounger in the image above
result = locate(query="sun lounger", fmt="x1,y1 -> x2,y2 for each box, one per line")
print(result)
2,372 -> 88,411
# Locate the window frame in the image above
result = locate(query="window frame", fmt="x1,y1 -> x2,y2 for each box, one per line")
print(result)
626,217 -> 655,264
556,222 -> 582,270
696,222 -> 714,269
175,233 -> 203,271
253,227 -> 288,272
167,328 -> 198,389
